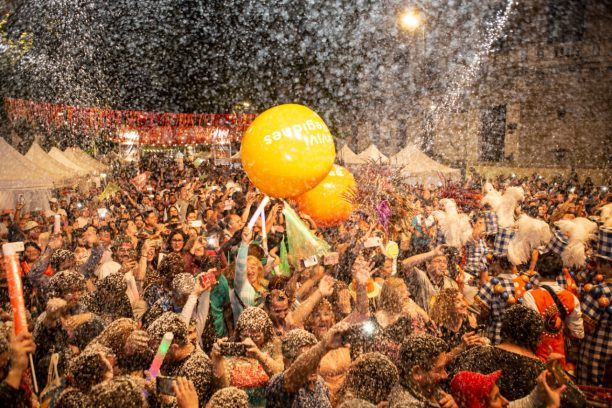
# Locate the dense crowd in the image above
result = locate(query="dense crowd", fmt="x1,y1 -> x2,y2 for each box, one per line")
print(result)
0,152 -> 610,408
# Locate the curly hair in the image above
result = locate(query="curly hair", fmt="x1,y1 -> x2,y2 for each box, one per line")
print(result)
500,305 -> 543,352
89,318 -> 139,359
49,249 -> 76,272
398,334 -> 448,380
234,307 -> 275,344
157,252 -> 185,286
429,288 -> 463,330
207,387 -> 249,408
304,299 -> 335,333
90,376 -> 144,408
379,277 -> 408,314
48,270 -> 85,298
281,329 -> 318,361
147,312 -> 189,346
68,351 -> 111,391
337,352 -> 399,405
264,289 -> 290,309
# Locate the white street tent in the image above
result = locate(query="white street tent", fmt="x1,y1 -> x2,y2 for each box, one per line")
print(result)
66,147 -> 108,171
26,142 -> 79,182
48,147 -> 91,176
355,144 -> 389,164
391,145 -> 460,184
0,139 -> 53,212
337,144 -> 360,164
62,148 -> 99,173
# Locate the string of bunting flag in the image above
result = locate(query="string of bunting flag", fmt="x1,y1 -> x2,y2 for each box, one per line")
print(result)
3,97 -> 257,146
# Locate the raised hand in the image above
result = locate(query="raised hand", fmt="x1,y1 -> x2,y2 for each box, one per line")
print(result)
318,275 -> 335,297
241,227 -> 253,244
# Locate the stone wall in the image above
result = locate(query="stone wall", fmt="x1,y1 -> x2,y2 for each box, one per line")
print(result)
341,1 -> 611,170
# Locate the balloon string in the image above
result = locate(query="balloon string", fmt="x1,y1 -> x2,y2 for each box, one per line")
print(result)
247,196 -> 270,229
260,210 -> 268,255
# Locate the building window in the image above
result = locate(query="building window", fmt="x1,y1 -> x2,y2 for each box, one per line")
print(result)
479,105 -> 506,162
546,0 -> 585,43
398,118 -> 407,149
421,112 -> 434,155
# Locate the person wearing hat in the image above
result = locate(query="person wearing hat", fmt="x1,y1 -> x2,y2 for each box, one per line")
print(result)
22,220 -> 43,246
44,197 -> 67,219
450,369 -> 565,408
576,225 -> 612,386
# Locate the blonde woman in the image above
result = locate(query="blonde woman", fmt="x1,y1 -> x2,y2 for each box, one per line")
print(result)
231,227 -> 268,322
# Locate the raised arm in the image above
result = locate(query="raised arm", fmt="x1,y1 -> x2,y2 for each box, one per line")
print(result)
288,275 -> 335,328
234,228 -> 253,295
180,278 -> 212,347
401,245 -> 445,271
283,322 -> 349,393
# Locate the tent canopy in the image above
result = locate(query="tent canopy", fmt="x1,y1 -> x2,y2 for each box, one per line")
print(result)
337,144 -> 360,164
26,142 -> 79,181
0,138 -> 55,190
66,147 -> 108,171
0,139 -> 54,211
62,148 -> 99,172
356,144 -> 389,164
49,147 -> 91,176
391,145 -> 460,183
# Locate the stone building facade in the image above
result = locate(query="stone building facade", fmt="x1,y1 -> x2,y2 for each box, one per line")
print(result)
341,0 -> 611,169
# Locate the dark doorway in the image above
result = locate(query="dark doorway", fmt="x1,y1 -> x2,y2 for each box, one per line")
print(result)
479,105 -> 506,162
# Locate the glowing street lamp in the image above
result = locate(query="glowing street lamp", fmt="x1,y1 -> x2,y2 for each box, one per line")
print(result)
399,9 -> 422,31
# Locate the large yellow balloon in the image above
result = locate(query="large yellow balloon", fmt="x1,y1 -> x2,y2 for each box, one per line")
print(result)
241,104 -> 336,198
295,165 -> 356,228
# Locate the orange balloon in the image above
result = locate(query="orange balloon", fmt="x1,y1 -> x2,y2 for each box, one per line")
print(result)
241,104 -> 336,198
295,165 -> 356,228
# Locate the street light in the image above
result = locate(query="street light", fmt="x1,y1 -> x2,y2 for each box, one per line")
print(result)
399,9 -> 422,31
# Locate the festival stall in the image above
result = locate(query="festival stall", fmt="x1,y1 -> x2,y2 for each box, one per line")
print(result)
391,145 -> 460,185
65,147 -> 108,172
62,148 -> 100,173
25,142 -> 80,184
48,147 -> 91,176
336,144 -> 360,165
0,139 -> 53,212
355,144 -> 389,164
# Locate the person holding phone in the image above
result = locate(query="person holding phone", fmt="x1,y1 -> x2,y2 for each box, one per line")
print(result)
266,323 -> 350,408
211,307 -> 282,407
